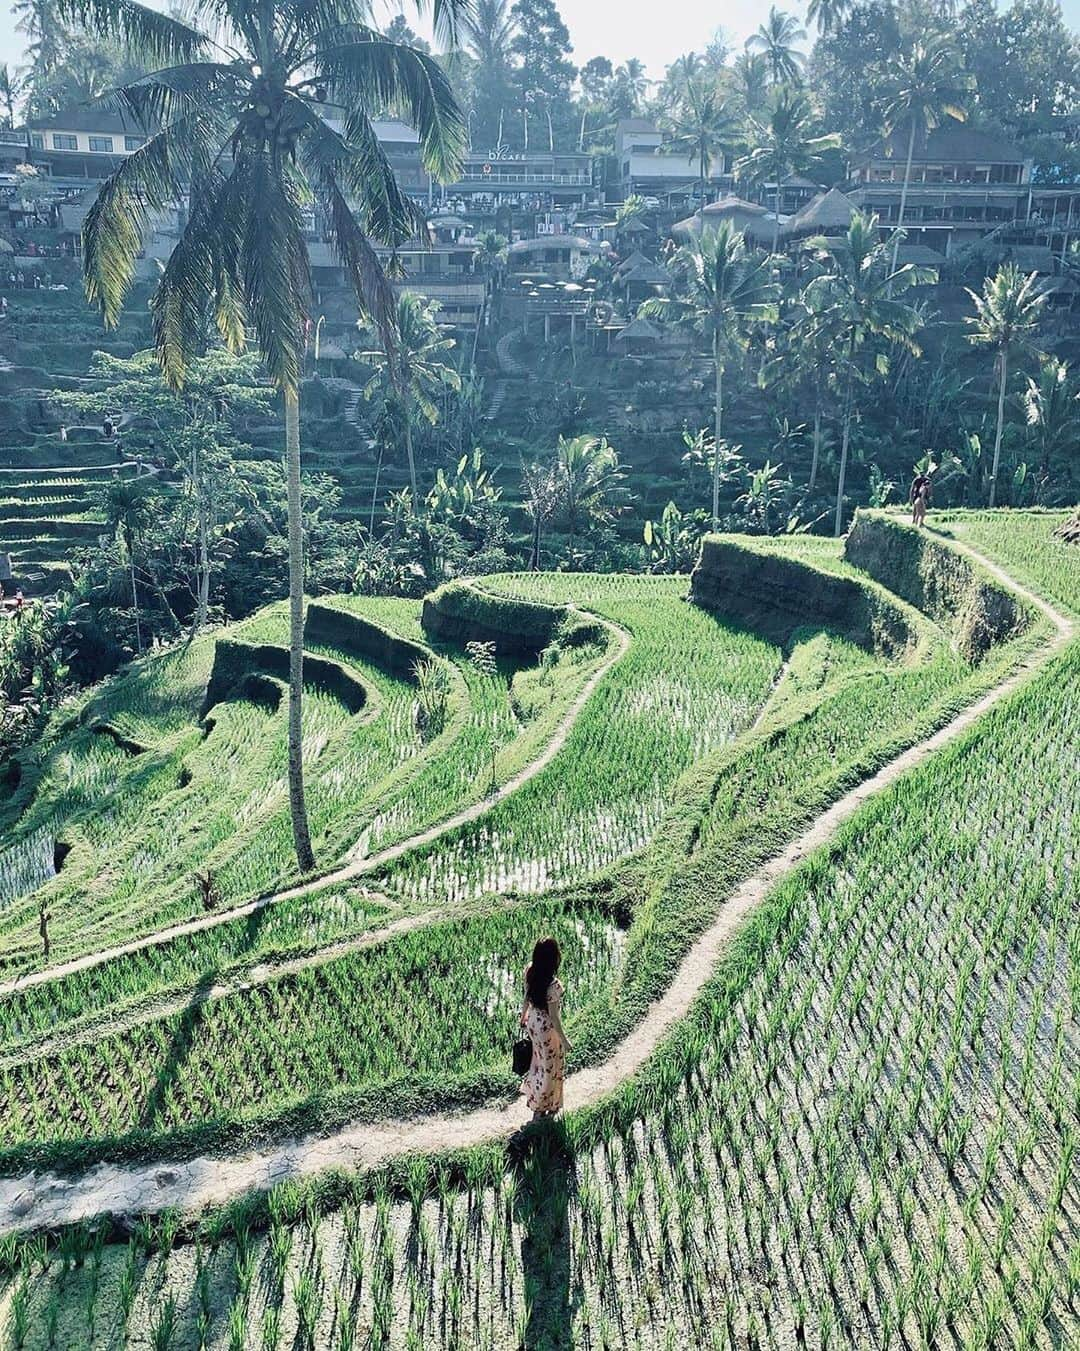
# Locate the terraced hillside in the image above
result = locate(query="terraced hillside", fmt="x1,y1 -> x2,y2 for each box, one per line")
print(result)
0,512 -> 1075,1351
0,288 -> 154,596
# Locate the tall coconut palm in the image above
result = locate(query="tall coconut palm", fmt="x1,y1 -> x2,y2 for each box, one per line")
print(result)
664,79 -> 739,214
806,0 -> 851,35
358,293 -> 462,501
461,0 -> 515,67
642,221 -> 779,529
611,58 -> 649,115
965,264 -> 1047,507
879,39 -> 967,277
731,51 -> 769,119
735,88 -> 841,250
61,0 -> 466,873
746,7 -> 806,87
803,212 -> 932,535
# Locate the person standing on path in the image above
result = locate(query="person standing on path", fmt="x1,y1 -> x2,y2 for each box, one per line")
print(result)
520,937 -> 570,1120
911,470 -> 931,528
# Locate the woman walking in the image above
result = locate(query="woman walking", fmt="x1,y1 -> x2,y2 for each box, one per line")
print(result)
520,937 -> 570,1120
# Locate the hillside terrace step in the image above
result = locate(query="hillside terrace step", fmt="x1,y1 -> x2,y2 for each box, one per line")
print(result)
0,517 -> 103,541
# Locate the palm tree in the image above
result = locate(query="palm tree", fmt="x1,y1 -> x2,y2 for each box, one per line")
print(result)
611,59 -> 649,114
521,455 -> 565,571
1024,355 -> 1078,494
803,212 -> 932,535
806,0 -> 851,35
555,434 -> 626,552
470,228 -> 508,363
965,265 -> 1047,507
462,0 -> 516,67
0,66 -> 19,129
732,52 -> 769,119
98,474 -> 157,655
359,293 -> 462,500
746,7 -> 807,86
735,88 -> 841,250
642,221 -> 779,529
664,79 -> 739,214
62,0 -> 466,874
879,39 -> 967,277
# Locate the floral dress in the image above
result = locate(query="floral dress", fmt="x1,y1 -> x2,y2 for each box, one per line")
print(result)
521,978 -> 566,1114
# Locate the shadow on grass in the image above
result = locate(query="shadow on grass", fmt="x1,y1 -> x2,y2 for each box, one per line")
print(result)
511,1124 -> 577,1350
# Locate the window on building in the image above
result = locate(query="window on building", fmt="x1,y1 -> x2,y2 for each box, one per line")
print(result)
124,136 -> 145,151
29,133 -> 43,149
88,136 -> 114,153
52,133 -> 78,150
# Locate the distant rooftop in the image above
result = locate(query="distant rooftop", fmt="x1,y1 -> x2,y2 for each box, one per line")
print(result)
862,126 -> 1028,165
26,104 -> 144,134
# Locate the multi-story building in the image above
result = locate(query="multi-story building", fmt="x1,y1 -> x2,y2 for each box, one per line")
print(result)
615,118 -> 731,208
26,108 -> 148,178
847,126 -> 1080,259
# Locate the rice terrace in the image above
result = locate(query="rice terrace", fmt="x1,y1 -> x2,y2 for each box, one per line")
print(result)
0,0 -> 1078,1347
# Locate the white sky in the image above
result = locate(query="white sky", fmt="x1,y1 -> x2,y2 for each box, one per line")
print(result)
0,0 -> 1078,84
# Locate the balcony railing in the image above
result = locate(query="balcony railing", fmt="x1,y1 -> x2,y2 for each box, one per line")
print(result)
453,170 -> 593,186
0,130 -> 26,146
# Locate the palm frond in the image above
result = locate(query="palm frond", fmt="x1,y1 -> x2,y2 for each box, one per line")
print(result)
322,176 -> 398,360
55,0 -> 208,66
150,167 -> 229,389
83,112 -> 205,327
312,30 -> 466,182
107,65 -> 247,136
235,149 -> 311,393
418,0 -> 475,49
291,91 -> 419,245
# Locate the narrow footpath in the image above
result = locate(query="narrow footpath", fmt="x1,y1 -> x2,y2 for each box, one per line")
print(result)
0,539 -> 1070,1234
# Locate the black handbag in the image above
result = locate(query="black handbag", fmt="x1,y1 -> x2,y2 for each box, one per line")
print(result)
513,1035 -> 532,1076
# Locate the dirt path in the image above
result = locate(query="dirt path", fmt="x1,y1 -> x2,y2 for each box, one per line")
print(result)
0,539 -> 1069,1235
0,613 -> 630,1001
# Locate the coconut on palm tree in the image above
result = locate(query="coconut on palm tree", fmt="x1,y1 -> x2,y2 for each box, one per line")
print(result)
878,38 -> 968,277
61,0 -> 466,873
965,264 -> 1048,507
642,221 -> 779,530
664,78 -> 739,215
735,88 -> 841,250
746,6 -> 807,86
802,212 -> 933,535
358,293 -> 462,501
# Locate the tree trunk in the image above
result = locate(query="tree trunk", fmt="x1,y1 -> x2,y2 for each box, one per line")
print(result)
404,406 -> 419,500
193,440 -> 209,635
370,441 -> 384,536
129,546 -> 142,656
712,339 -> 724,531
810,389 -> 822,490
834,343 -> 856,537
889,121 -> 918,285
774,181 -> 781,253
529,509 -> 541,571
989,349 -> 1007,508
196,494 -> 210,631
284,385 -> 315,873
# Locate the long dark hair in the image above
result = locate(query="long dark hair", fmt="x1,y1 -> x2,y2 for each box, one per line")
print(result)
525,936 -> 562,1011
